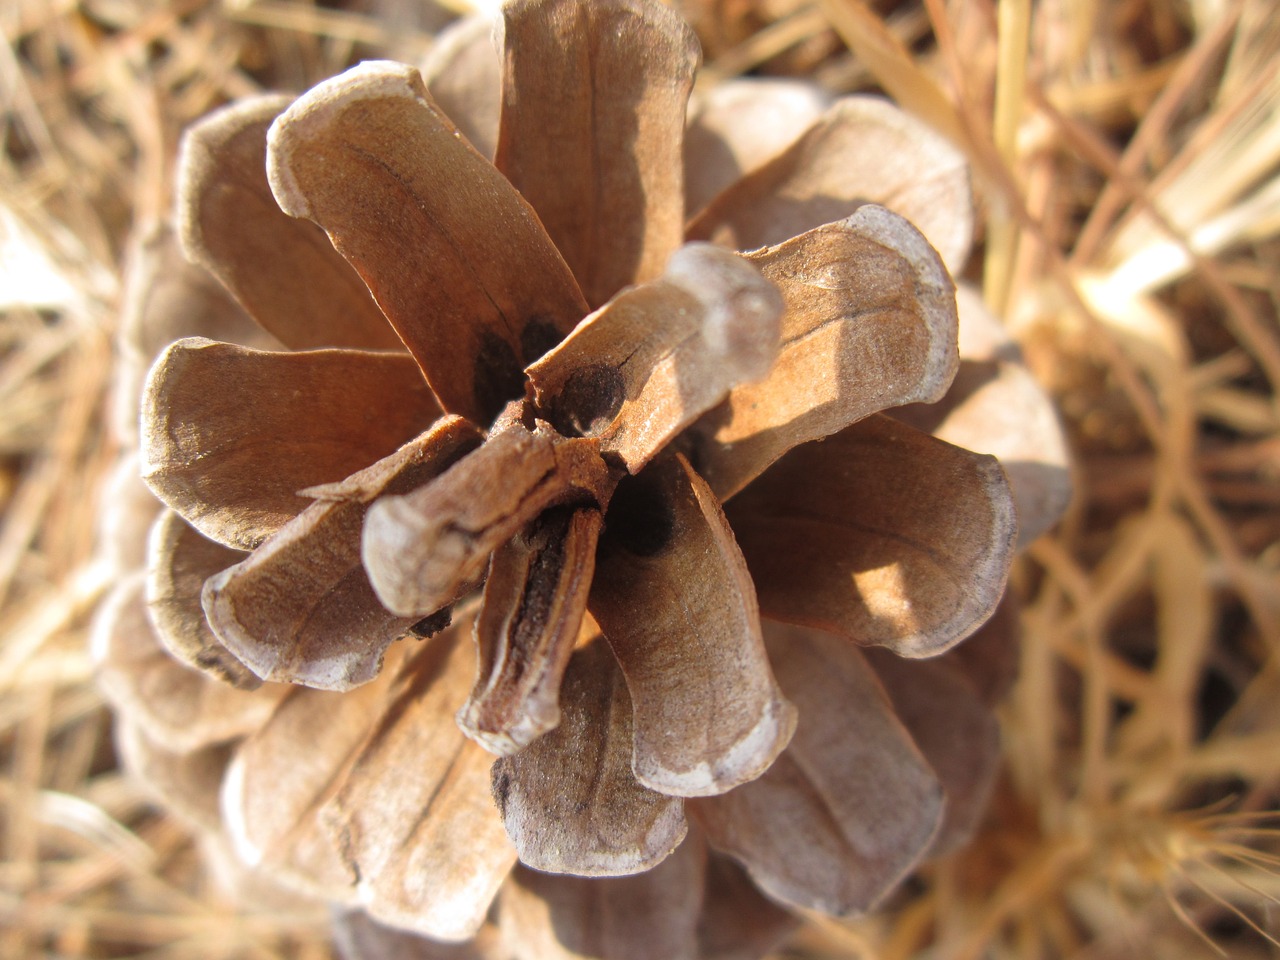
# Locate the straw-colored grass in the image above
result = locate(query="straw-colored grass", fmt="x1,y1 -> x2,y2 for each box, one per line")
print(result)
3,0 -> 1278,957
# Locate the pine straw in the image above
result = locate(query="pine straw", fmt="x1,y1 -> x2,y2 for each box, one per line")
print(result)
3,0 -> 1279,957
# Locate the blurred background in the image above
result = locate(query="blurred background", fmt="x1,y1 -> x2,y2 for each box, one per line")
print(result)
2,0 -> 1279,956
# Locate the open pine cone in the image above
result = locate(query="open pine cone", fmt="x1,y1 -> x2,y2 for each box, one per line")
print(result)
95,1 -> 1071,957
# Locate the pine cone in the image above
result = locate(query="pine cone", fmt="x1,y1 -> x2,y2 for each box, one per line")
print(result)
95,1 -> 1071,957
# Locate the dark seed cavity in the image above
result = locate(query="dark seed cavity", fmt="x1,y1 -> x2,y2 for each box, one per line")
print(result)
546,362 -> 626,438
473,331 -> 527,426
520,317 -> 564,366
602,471 -> 676,557
408,606 -> 453,639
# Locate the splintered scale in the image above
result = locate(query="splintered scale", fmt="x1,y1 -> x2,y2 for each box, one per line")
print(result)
361,242 -> 783,755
